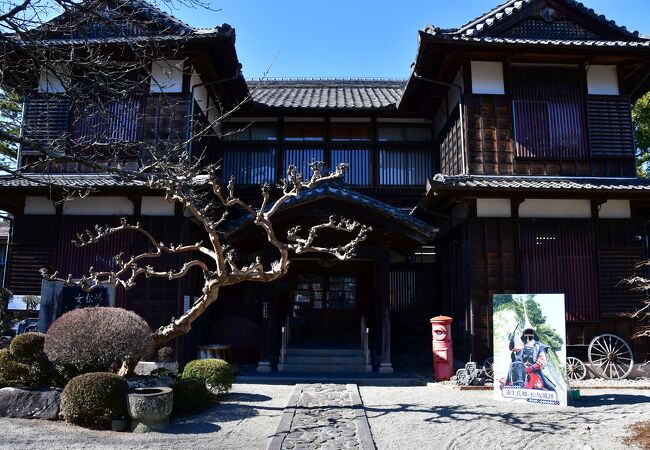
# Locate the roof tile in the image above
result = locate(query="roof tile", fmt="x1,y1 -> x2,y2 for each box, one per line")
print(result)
249,79 -> 405,109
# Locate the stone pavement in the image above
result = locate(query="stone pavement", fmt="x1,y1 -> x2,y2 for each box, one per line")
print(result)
268,384 -> 375,450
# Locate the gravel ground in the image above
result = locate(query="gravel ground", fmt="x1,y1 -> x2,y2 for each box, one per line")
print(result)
360,384 -> 650,450
0,383 -> 293,450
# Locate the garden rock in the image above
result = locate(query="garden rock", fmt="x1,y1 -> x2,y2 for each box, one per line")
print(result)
0,387 -> 61,420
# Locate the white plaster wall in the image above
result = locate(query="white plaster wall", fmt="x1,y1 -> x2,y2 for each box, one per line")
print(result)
24,196 -> 56,215
141,197 -> 175,216
38,64 -> 70,93
587,65 -> 620,95
599,200 -> 631,219
150,60 -> 185,93
476,198 -> 511,218
470,61 -> 505,95
519,199 -> 591,218
191,68 -> 208,114
63,197 -> 134,215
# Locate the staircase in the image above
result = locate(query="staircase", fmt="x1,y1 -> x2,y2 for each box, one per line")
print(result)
279,347 -> 372,373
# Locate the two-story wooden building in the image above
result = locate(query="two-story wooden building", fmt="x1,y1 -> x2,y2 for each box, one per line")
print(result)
1,0 -> 649,372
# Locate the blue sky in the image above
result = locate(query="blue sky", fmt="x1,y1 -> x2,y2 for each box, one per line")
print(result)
169,0 -> 650,79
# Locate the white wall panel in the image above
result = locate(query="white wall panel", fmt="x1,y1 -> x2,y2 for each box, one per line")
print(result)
63,197 -> 133,215
24,196 -> 56,215
471,61 -> 505,95
587,65 -> 619,95
519,199 -> 592,218
476,198 -> 511,218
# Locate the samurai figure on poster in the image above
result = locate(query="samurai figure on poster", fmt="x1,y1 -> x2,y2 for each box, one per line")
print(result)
493,294 -> 568,407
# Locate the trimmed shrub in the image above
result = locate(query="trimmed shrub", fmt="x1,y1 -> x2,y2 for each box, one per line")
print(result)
61,372 -> 128,429
10,332 -> 46,363
44,307 -> 155,373
181,359 -> 233,395
158,347 -> 174,362
0,349 -> 30,388
172,378 -> 209,415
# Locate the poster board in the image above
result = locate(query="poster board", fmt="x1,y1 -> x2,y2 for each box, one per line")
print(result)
493,294 -> 568,407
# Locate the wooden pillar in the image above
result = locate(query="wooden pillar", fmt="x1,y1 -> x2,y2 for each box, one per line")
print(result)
257,248 -> 276,373
378,246 -> 393,374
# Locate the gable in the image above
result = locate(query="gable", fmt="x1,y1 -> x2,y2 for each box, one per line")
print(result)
37,0 -> 193,40
454,0 -> 641,41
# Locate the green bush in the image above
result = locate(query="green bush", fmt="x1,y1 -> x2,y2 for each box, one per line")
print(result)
61,372 -> 128,429
10,332 -> 46,363
172,378 -> 209,415
0,349 -> 29,388
181,359 -> 233,395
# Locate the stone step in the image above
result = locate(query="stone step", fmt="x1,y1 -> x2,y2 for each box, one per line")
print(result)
280,363 -> 371,373
285,355 -> 366,365
286,347 -> 364,357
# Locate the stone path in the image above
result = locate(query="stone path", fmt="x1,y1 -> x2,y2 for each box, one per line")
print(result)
268,384 -> 375,450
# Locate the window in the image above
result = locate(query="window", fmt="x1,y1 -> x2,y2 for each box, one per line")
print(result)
331,125 -> 371,142
284,124 -> 324,142
377,127 -> 432,142
221,124 -> 277,142
379,149 -> 432,185
331,148 -> 371,185
283,147 -> 324,179
223,148 -> 275,184
511,65 -> 587,158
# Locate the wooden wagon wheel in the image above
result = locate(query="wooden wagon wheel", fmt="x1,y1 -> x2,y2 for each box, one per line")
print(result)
482,357 -> 494,380
588,334 -> 634,380
566,356 -> 587,381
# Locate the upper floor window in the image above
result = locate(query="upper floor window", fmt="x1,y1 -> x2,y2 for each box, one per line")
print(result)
284,124 -> 324,142
331,125 -> 371,142
511,64 -> 587,159
378,126 -> 432,142
221,124 -> 277,142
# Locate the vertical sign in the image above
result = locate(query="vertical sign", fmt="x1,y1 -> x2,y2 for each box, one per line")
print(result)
493,294 -> 568,407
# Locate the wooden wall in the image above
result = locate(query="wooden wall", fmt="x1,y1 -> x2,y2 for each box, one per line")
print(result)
464,94 -> 636,177
464,216 -> 649,361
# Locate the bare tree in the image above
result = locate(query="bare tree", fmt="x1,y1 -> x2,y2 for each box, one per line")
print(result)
41,162 -> 371,354
0,0 -> 372,374
624,271 -> 650,338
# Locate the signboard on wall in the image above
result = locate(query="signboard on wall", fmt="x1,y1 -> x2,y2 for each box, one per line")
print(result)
493,294 -> 568,407
39,280 -> 115,332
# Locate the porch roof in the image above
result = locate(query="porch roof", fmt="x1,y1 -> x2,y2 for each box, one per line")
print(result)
426,174 -> 650,199
225,181 -> 437,244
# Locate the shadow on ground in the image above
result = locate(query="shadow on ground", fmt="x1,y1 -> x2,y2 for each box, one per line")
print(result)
363,392 -> 650,434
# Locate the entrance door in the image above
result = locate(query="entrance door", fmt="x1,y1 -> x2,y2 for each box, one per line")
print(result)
290,272 -> 359,347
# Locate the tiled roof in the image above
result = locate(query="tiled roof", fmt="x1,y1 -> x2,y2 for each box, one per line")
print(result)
429,175 -> 650,192
17,26 -> 233,47
444,0 -> 641,39
424,34 -> 650,48
0,174 -> 148,188
249,79 -> 405,109
227,181 -> 437,242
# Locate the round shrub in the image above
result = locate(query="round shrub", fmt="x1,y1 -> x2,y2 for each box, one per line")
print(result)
181,359 -> 233,395
44,307 -> 155,373
61,372 -> 128,429
172,378 -> 209,415
0,349 -> 30,388
10,332 -> 46,362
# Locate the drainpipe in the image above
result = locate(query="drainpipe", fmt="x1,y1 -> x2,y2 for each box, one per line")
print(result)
0,214 -> 13,289
187,71 -> 243,163
413,72 -> 468,175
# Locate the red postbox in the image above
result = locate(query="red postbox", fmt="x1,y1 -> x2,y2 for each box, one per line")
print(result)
430,315 -> 453,381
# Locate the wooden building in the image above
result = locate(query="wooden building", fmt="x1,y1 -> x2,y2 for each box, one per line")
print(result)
1,0 -> 649,372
